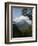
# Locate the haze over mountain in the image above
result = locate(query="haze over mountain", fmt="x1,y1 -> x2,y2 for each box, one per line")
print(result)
12,15 -> 32,32
13,15 -> 32,25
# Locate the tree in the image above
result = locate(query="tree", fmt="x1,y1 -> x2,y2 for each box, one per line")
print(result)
22,8 -> 32,20
22,8 -> 27,16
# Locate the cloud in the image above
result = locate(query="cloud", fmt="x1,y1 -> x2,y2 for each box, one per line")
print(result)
13,15 -> 32,25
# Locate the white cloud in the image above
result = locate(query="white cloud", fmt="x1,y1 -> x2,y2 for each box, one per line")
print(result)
13,15 -> 32,25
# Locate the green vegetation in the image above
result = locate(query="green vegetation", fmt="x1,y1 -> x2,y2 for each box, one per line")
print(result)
24,26 -> 32,36
12,24 -> 32,38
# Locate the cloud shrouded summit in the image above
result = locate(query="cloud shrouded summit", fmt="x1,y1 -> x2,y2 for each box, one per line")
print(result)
13,15 -> 32,25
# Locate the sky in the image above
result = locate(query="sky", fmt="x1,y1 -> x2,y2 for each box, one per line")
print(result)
11,7 -> 32,22
11,7 -> 33,25
11,7 -> 23,20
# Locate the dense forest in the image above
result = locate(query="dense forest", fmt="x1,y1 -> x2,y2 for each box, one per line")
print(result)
13,24 -> 32,38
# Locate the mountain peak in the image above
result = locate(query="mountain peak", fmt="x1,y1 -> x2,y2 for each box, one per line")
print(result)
13,15 -> 32,25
